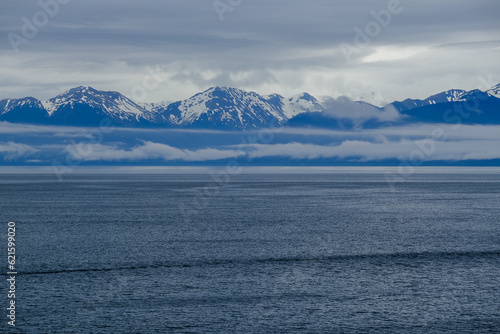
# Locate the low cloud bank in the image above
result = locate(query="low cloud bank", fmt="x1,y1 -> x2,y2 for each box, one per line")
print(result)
0,141 -> 37,160
65,141 -> 245,162
3,123 -> 500,164
321,96 -> 401,122
63,139 -> 500,163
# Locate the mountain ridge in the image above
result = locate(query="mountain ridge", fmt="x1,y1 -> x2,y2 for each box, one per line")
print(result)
1,83 -> 499,129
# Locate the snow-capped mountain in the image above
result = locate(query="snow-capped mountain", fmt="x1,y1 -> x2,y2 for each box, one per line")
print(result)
0,97 -> 48,123
486,83 -> 500,98
43,86 -> 161,126
157,86 -> 288,129
1,97 -> 45,115
0,86 -> 325,129
454,89 -> 492,102
388,89 -> 466,112
387,86 -> 500,126
278,93 -> 325,119
156,87 -> 324,129
1,83 -> 499,129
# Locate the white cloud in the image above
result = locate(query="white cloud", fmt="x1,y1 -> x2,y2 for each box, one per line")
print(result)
1,1 -> 499,104
65,141 -> 245,162
321,96 -> 401,121
244,139 -> 500,162
361,46 -> 427,63
4,123 -> 500,164
0,141 -> 38,160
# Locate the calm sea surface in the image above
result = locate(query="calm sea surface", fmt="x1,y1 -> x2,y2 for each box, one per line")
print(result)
1,170 -> 500,333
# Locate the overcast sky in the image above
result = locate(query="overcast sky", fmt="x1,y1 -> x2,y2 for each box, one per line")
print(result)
1,0 -> 499,105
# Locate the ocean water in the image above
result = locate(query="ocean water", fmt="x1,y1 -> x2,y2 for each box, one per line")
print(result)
1,170 -> 500,333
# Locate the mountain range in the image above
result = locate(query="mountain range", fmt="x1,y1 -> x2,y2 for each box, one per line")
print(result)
1,83 -> 499,130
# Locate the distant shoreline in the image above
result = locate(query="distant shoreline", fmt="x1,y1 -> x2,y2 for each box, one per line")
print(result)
2,166 -> 500,174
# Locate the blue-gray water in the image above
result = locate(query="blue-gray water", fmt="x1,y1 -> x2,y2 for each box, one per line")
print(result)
1,171 -> 500,333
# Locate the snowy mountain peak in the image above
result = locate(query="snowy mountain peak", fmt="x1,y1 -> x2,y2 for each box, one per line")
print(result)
207,86 -> 236,92
295,92 -> 316,102
486,82 -> 500,98
282,92 -> 324,119
161,86 -> 288,129
389,88 -> 467,112
68,85 -> 97,94
1,97 -> 44,114
44,86 -> 147,119
203,86 -> 262,99
44,86 -> 143,114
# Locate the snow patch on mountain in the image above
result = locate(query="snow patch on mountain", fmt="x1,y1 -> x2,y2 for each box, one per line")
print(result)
140,100 -> 172,112
486,83 -> 500,99
2,97 -> 45,114
282,93 -> 325,119
425,89 -> 467,104
45,86 -> 148,120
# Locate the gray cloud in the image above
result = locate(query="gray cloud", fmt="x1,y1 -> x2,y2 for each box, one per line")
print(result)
65,141 -> 245,162
0,141 -> 38,160
244,139 -> 500,162
0,0 -> 499,104
58,137 -> 500,163
5,121 -> 500,163
321,96 -> 401,122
